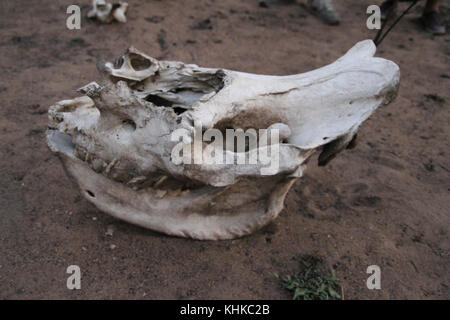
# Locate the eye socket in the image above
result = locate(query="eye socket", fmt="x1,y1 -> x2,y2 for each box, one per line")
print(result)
129,53 -> 152,71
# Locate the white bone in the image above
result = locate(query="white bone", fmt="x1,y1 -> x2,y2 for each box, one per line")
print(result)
88,0 -> 128,23
46,40 -> 399,240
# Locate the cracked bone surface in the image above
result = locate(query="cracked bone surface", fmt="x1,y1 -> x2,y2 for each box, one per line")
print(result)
87,0 -> 128,23
46,40 -> 399,240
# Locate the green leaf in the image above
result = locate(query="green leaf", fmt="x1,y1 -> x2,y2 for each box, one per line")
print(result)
329,287 -> 341,299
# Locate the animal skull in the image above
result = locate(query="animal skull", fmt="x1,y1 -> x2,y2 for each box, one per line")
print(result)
87,0 -> 128,23
46,40 -> 399,240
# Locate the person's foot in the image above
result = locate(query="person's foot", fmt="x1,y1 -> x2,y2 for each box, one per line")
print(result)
307,0 -> 340,25
422,11 -> 446,35
380,0 -> 398,21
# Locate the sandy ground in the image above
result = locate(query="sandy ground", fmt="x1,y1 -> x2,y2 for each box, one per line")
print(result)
0,0 -> 449,299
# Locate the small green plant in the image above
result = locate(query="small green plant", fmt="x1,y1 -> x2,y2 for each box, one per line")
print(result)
275,255 -> 342,300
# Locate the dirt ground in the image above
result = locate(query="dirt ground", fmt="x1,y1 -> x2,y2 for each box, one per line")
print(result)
0,0 -> 449,300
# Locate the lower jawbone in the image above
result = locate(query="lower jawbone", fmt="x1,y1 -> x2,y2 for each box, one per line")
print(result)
46,40 -> 400,240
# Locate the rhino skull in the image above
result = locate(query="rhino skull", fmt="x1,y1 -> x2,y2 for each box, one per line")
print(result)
46,40 -> 399,240
87,0 -> 128,23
